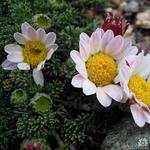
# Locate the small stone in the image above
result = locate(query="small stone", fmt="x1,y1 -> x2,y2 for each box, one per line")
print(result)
124,25 -> 134,37
120,1 -> 139,13
101,117 -> 150,150
136,10 -> 150,29
110,0 -> 123,7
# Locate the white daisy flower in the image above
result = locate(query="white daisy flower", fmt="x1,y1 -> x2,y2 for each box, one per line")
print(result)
115,51 -> 150,127
2,22 -> 58,86
70,28 -> 138,107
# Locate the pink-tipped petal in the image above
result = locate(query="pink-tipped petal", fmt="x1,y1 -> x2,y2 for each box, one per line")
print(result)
71,74 -> 85,88
96,87 -> 112,107
7,54 -> 24,63
70,50 -> 84,65
105,35 -> 124,58
90,30 -> 102,53
80,32 -> 90,44
82,80 -> 97,95
45,32 -> 56,45
33,69 -> 44,86
103,84 -> 123,102
114,38 -> 132,60
21,22 -> 31,35
26,27 -> 37,40
36,28 -> 46,42
17,62 -> 30,70
101,30 -> 114,50
75,64 -> 87,78
1,60 -> 17,70
4,44 -> 22,54
79,32 -> 90,61
95,28 -> 104,37
14,32 -> 27,45
130,104 -> 146,127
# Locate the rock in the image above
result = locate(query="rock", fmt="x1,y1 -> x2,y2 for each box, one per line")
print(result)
110,0 -> 123,7
104,8 -> 120,15
136,10 -> 150,29
124,25 -> 133,36
136,38 -> 150,54
101,117 -> 150,150
120,1 -> 139,13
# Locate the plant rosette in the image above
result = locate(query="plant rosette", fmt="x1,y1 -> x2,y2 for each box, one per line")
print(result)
30,93 -> 52,113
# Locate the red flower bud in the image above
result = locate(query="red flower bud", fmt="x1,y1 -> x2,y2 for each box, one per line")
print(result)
102,13 -> 129,36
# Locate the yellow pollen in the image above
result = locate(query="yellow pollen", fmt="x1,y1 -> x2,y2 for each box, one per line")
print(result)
23,41 -> 47,67
128,75 -> 150,107
86,52 -> 117,86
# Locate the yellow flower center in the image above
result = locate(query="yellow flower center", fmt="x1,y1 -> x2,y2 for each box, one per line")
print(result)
23,41 -> 47,67
128,75 -> 150,107
86,52 -> 117,86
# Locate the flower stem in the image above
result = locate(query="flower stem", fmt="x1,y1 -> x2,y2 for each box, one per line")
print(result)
52,130 -> 66,149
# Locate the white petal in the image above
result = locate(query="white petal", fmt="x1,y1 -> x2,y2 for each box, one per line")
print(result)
101,30 -> 114,50
96,87 -> 112,107
114,65 -> 131,84
45,32 -> 56,45
33,69 -> 44,86
7,54 -> 24,63
80,32 -> 90,44
26,26 -> 37,40
103,84 -> 123,102
70,50 -> 84,65
36,60 -> 45,71
1,60 -> 17,70
75,64 -> 87,78
17,62 -> 30,70
4,44 -> 22,54
90,30 -> 102,53
126,46 -> 138,56
82,79 -> 97,95
95,28 -> 104,37
143,110 -> 150,124
46,44 -> 58,51
46,50 -> 54,60
71,74 -> 85,88
105,35 -> 124,58
14,32 -> 27,45
79,32 -> 90,61
112,38 -> 131,60
21,22 -> 32,35
130,104 -> 146,127
134,53 -> 150,79
36,28 -> 46,42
